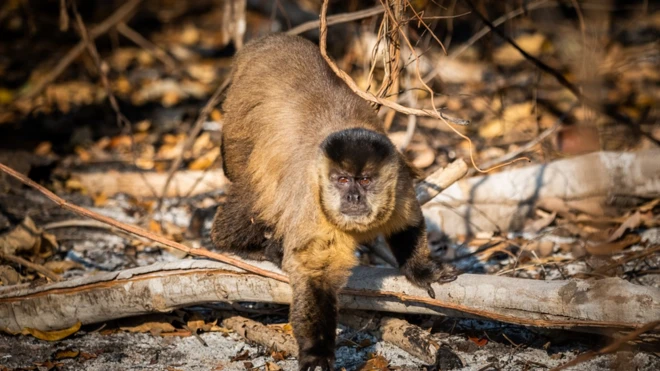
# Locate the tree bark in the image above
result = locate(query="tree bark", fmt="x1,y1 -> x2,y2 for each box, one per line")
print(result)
222,316 -> 298,357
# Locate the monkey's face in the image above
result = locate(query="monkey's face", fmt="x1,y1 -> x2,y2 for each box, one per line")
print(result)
318,128 -> 399,232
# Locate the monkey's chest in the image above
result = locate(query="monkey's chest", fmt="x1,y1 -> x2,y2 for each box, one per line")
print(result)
293,230 -> 358,274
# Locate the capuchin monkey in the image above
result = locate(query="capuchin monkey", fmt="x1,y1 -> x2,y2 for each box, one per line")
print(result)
211,34 -> 456,371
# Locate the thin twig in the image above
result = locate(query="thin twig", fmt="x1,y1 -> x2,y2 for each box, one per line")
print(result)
58,0 -> 69,31
463,0 -> 659,146
286,5 -> 385,35
116,22 -> 178,71
375,0 -> 403,99
0,251 -> 62,282
17,0 -> 142,100
549,320 -> 660,371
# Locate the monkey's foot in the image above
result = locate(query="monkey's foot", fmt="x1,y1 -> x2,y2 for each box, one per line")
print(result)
298,354 -> 334,371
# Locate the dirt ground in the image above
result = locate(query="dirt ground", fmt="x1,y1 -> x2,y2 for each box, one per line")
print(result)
0,322 -> 660,371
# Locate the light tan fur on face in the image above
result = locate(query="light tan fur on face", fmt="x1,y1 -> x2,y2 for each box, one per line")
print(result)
316,154 -> 399,234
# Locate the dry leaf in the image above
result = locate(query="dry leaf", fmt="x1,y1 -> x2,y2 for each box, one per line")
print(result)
160,329 -> 192,337
523,241 -> 555,258
357,354 -> 389,371
54,349 -> 80,360
269,323 -> 294,335
0,265 -> 20,285
187,314 -> 216,333
231,350 -> 250,362
270,350 -> 288,361
93,192 -> 108,207
524,212 -> 557,234
411,145 -> 435,169
265,362 -> 282,371
479,102 -> 534,138
210,325 -> 232,334
607,211 -> 642,242
357,338 -> 373,350
210,109 -> 223,122
23,321 -> 81,341
0,88 -> 14,104
34,360 -> 64,370
80,352 -> 97,360
493,33 -> 548,66
556,126 -> 601,155
188,147 -> 220,170
192,132 -> 213,157
34,142 -> 52,156
120,321 -> 176,335
149,220 -> 163,235
639,199 -> 660,213
162,91 -> 181,107
586,234 -> 641,256
43,261 -> 82,274
469,336 -> 488,346
65,178 -> 86,193
435,58 -> 487,83
0,217 -> 41,255
109,135 -> 133,149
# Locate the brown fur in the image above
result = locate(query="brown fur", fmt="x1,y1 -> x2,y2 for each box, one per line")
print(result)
211,34 -> 455,371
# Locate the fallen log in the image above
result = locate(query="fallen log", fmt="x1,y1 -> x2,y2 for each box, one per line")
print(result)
424,149 -> 660,236
0,259 -> 658,334
71,169 -> 228,198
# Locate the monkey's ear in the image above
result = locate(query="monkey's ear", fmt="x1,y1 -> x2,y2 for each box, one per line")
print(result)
400,154 -> 424,180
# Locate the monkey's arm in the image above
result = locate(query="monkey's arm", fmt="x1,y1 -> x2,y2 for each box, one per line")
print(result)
285,241 -> 355,371
386,218 -> 457,298
288,269 -> 337,371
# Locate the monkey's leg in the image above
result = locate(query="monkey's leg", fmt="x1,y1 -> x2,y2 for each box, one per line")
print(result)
286,252 -> 352,371
210,192 -> 283,265
387,219 -> 457,298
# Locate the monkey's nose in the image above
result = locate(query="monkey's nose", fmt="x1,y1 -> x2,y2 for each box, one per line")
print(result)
346,193 -> 360,204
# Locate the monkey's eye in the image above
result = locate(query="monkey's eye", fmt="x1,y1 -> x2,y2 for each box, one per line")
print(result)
337,176 -> 350,184
358,177 -> 371,186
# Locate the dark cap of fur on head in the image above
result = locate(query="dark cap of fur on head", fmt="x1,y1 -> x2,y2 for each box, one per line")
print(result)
321,128 -> 395,173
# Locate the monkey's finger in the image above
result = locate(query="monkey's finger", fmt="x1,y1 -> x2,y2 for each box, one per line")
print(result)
437,274 -> 458,284
426,284 -> 436,299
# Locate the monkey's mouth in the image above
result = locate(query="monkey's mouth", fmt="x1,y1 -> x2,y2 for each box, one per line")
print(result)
340,205 -> 371,218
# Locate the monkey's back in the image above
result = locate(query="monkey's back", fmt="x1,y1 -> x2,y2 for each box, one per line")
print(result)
221,34 -> 382,243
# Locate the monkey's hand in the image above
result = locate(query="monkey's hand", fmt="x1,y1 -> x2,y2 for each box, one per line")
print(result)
400,258 -> 459,299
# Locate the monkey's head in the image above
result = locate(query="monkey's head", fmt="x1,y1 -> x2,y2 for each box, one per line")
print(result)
318,128 -> 400,232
